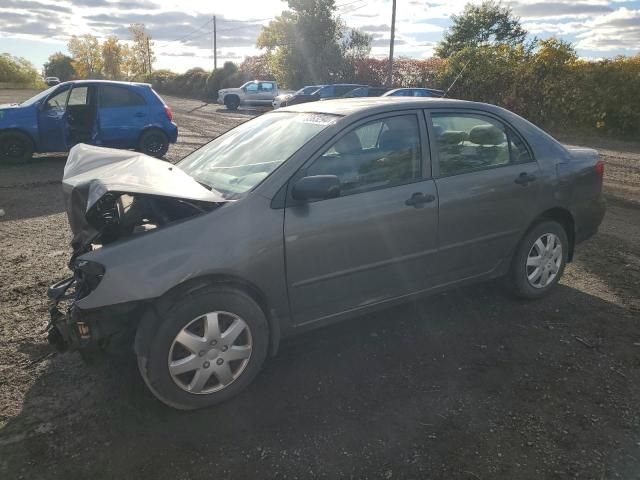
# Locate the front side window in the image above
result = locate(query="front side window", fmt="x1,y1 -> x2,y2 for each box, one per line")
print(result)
178,112 -> 338,199
306,114 -> 422,196
431,113 -> 532,177
100,86 -> 145,108
45,88 -> 70,110
245,83 -> 259,93
68,86 -> 89,106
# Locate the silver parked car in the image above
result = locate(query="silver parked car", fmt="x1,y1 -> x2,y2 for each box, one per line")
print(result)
47,97 -> 606,409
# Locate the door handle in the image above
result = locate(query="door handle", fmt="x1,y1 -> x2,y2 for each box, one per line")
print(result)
134,112 -> 146,117
514,172 -> 537,186
405,192 -> 436,207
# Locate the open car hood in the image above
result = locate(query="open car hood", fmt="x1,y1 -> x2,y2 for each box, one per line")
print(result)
63,144 -> 226,252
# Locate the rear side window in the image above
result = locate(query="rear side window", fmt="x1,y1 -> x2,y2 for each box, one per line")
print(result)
99,86 -> 146,108
431,113 -> 533,177
259,82 -> 274,91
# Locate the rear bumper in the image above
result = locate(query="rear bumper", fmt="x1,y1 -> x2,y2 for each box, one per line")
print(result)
166,122 -> 178,143
575,196 -> 606,245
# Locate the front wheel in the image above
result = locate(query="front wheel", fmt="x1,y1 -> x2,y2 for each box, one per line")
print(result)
0,131 -> 34,163
224,96 -> 240,111
138,129 -> 169,158
136,287 -> 269,410
507,220 -> 569,299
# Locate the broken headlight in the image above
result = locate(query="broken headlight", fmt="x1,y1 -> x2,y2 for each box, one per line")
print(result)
74,259 -> 105,300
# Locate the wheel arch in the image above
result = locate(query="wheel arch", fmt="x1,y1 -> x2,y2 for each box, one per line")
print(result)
135,274 -> 280,359
136,125 -> 168,143
532,207 -> 576,261
0,128 -> 38,151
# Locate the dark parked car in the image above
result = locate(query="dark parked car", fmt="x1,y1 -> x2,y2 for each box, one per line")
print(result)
342,86 -> 389,97
0,80 -> 178,161
273,85 -> 323,108
384,87 -> 445,97
282,83 -> 366,106
47,97 -> 605,409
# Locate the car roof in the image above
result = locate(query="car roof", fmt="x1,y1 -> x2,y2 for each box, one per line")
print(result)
279,96 -> 489,116
57,80 -> 151,88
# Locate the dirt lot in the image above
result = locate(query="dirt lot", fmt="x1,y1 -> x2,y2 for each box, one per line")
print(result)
1,90 -> 639,479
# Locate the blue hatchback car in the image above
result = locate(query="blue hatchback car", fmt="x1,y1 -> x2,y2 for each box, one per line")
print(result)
0,80 -> 178,161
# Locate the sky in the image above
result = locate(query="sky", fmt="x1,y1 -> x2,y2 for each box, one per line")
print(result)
0,0 -> 639,73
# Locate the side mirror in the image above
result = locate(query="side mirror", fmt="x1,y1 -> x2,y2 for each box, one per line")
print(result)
291,175 -> 340,201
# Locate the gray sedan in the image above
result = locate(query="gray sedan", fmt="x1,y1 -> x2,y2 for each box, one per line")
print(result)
47,97 -> 606,409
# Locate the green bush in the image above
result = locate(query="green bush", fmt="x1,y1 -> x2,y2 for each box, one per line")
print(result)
0,53 -> 45,87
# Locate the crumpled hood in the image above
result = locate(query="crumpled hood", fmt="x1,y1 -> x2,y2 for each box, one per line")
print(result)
63,143 -> 226,248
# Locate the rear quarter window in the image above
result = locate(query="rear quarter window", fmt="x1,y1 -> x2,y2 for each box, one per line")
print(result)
99,85 -> 146,108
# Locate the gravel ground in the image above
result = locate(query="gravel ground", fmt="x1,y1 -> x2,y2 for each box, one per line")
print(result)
1,90 -> 639,479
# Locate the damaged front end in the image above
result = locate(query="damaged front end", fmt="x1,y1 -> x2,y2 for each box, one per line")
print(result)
47,144 -> 225,357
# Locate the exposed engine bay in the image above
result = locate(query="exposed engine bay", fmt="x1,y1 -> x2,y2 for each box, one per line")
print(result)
62,143 -> 225,257
47,144 -> 226,354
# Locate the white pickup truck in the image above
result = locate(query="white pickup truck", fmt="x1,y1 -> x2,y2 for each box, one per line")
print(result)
217,80 -> 293,110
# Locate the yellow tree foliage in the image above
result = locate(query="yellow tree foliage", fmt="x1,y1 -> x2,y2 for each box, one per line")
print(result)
67,34 -> 102,78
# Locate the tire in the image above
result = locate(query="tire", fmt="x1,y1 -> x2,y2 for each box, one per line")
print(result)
136,287 -> 269,410
138,129 -> 169,158
507,220 -> 569,299
224,95 -> 240,111
0,131 -> 34,163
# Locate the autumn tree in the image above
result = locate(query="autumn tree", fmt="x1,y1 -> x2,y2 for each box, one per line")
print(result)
43,52 -> 76,81
436,1 -> 527,58
257,0 -> 371,87
68,34 -> 102,78
129,23 -> 155,77
101,36 -> 124,80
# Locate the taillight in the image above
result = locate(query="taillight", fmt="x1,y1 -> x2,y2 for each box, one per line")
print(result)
595,160 -> 604,178
165,106 -> 173,122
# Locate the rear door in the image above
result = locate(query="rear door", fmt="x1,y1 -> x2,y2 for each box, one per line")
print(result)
284,112 -> 439,325
37,85 -> 71,152
427,110 -> 541,281
97,84 -> 148,148
257,82 -> 276,103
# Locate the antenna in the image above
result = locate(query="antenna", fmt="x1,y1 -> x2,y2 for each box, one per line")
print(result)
442,58 -> 472,98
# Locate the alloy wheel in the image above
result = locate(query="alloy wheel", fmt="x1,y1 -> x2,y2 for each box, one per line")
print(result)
526,233 -> 563,289
168,311 -> 252,394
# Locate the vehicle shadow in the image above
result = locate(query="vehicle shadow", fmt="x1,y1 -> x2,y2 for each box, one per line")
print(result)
2,281 -> 639,479
0,155 -> 67,221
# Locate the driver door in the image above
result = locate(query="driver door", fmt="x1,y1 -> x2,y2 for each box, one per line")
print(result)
38,85 -> 71,152
244,83 -> 260,102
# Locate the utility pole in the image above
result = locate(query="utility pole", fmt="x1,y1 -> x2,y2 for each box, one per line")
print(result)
213,15 -> 217,70
387,0 -> 396,87
146,37 -> 152,74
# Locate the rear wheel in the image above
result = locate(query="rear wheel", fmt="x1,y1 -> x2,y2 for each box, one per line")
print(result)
136,287 -> 269,410
0,131 -> 33,162
138,129 -> 169,158
224,95 -> 240,111
507,220 -> 568,299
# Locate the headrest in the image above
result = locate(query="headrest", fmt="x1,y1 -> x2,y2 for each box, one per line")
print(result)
334,131 -> 362,154
468,124 -> 504,146
438,130 -> 467,145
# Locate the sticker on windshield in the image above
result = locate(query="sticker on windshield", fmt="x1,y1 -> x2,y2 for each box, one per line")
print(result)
297,114 -> 338,126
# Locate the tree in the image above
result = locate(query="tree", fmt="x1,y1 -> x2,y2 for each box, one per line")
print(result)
68,34 -> 102,78
43,52 -> 76,81
239,54 -> 274,80
435,1 -> 527,58
0,53 -> 43,85
101,36 -> 124,80
257,0 -> 370,87
129,23 -> 155,77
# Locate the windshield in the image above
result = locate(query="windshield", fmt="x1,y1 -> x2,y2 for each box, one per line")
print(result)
296,86 -> 320,95
20,85 -> 59,107
178,112 -> 338,199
